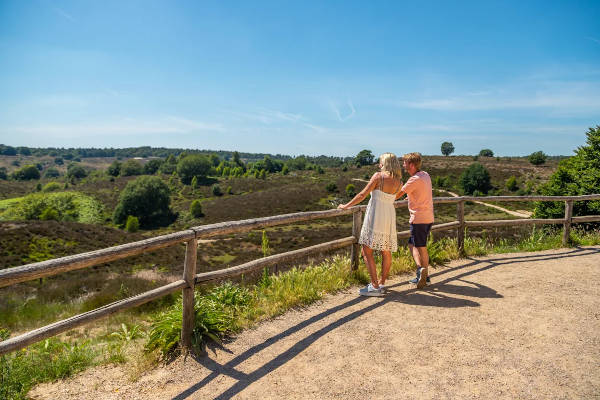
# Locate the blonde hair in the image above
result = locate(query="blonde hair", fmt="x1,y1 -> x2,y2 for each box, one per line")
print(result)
403,152 -> 422,170
379,153 -> 402,178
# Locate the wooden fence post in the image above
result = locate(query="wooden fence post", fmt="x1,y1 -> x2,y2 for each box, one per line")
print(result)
562,200 -> 573,246
457,200 -> 465,255
181,238 -> 198,350
351,209 -> 363,270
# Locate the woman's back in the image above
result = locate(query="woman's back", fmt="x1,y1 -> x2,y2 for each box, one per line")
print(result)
375,172 -> 402,195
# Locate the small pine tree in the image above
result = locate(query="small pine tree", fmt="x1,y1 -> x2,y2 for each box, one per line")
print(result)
190,200 -> 203,218
506,176 -> 518,191
261,230 -> 271,257
281,165 -> 289,175
259,169 -> 267,180
326,182 -> 337,192
212,184 -> 223,196
346,184 -> 356,197
125,215 -> 140,232
226,186 -> 233,194
191,176 -> 198,190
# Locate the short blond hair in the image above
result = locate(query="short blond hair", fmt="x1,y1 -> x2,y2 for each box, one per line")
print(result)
379,153 -> 402,178
403,152 -> 422,170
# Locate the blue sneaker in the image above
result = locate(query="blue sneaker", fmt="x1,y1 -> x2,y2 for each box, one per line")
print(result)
358,283 -> 384,297
409,268 -> 431,285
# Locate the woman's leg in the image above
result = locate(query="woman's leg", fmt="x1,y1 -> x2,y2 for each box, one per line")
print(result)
380,250 -> 392,285
361,245 -> 380,288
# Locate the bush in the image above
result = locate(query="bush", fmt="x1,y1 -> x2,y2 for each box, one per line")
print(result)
54,157 -> 64,165
528,151 -> 547,165
120,160 -> 144,176
0,192 -> 103,223
39,206 -> 59,221
479,149 -> 494,157
177,155 -> 212,184
158,161 -> 176,175
281,165 -> 289,175
113,176 -> 176,228
190,200 -> 203,218
107,161 -> 121,177
212,184 -> 223,196
66,163 -> 87,179
259,169 -> 267,180
441,141 -> 454,156
42,182 -> 62,192
534,126 -> 600,219
346,184 -> 356,197
505,176 -> 518,192
316,166 -> 324,174
44,168 -> 60,178
226,186 -> 232,194
325,182 -> 337,192
125,215 -> 140,232
460,163 -> 492,195
0,167 -> 7,180
11,165 -> 40,181
143,159 -> 163,174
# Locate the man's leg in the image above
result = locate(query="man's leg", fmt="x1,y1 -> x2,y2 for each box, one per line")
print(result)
416,245 -> 430,288
361,245 -> 380,288
409,243 -> 422,268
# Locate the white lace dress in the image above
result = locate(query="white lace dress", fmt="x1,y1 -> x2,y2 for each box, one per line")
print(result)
358,179 -> 398,252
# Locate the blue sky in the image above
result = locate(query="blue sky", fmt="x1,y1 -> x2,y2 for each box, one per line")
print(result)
1,1 -> 599,157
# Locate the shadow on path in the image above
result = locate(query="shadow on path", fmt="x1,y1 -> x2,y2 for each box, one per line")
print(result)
172,246 -> 599,400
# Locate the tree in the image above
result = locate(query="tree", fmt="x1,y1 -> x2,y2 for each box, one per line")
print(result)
346,184 -> 356,197
44,168 -> 60,178
534,126 -> 600,219
460,163 -> 492,195
113,176 -> 176,228
0,167 -> 7,180
11,165 -> 40,180
441,142 -> 455,156
326,182 -> 337,192
479,149 -> 494,157
281,165 -> 289,175
355,149 -> 374,166
54,157 -> 64,165
120,160 -> 144,176
66,163 -> 87,179
528,151 -> 547,165
505,176 -> 518,192
18,147 -> 31,155
0,145 -> 17,156
143,159 -> 163,174
190,200 -> 203,218
107,161 -> 121,177
176,155 -> 212,184
125,216 -> 140,232
212,184 -> 223,196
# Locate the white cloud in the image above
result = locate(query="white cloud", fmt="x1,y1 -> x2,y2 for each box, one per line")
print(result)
330,99 -> 356,122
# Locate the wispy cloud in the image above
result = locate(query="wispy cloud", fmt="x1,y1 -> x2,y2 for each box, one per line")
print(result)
224,108 -> 302,124
330,99 -> 356,122
4,116 -> 224,138
586,36 -> 600,45
54,7 -> 75,22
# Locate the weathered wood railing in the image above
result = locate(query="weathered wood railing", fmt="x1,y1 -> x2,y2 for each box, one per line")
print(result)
0,194 -> 599,355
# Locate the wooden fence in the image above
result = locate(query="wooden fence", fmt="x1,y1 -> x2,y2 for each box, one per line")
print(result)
1,194 -> 599,356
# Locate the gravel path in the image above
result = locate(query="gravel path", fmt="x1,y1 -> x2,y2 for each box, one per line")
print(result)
31,246 -> 600,400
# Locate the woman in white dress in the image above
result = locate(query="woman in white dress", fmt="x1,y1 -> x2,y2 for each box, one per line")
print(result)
338,153 -> 402,296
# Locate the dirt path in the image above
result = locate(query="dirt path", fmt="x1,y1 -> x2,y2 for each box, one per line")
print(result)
31,246 -> 600,399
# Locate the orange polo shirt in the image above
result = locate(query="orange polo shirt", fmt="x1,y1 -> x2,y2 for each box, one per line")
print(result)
401,171 -> 434,224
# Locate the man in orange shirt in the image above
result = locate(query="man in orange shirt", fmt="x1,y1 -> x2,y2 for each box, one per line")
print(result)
395,152 -> 434,288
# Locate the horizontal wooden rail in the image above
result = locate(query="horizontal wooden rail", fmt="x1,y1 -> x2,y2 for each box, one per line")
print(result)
465,218 -> 565,227
0,230 -> 195,288
0,279 -> 188,356
195,236 -> 356,283
572,215 -> 600,223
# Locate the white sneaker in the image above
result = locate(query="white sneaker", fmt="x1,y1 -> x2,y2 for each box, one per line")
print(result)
358,283 -> 383,297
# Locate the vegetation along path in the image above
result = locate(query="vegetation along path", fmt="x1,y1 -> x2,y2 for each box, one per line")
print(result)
31,246 -> 600,399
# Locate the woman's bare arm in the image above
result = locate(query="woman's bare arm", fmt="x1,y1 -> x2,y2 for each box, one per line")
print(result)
337,173 -> 380,210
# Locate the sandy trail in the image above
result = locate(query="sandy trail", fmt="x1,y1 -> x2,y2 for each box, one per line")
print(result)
31,246 -> 600,400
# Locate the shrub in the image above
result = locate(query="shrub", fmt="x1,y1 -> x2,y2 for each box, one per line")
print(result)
325,182 -> 337,192
212,185 -> 223,196
125,215 -> 140,232
261,230 -> 271,257
42,182 -> 62,192
11,165 -> 40,180
346,184 -> 356,197
316,166 -> 324,174
534,125 -> 600,219
107,161 -> 121,177
44,168 -> 60,178
143,159 -> 163,174
191,176 -> 198,190
0,192 -> 103,223
177,155 -> 212,184
479,149 -> 494,157
281,165 -> 289,175
120,160 -> 144,176
39,206 -> 59,221
226,186 -> 232,194
505,176 -> 518,192
158,161 -> 176,175
66,163 -> 87,179
113,176 -> 176,228
54,157 -> 64,165
0,167 -> 7,180
460,163 -> 492,195
190,200 -> 203,218
528,151 -> 547,165
441,141 -> 455,156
